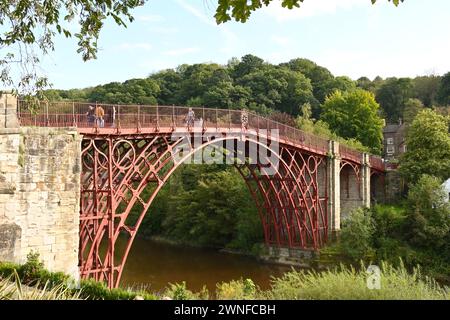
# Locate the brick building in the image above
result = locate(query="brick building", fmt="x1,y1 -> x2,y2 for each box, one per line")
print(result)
382,121 -> 407,162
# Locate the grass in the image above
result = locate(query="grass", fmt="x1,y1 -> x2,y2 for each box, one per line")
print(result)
0,271 -> 82,300
160,261 -> 449,300
1,253 -> 448,300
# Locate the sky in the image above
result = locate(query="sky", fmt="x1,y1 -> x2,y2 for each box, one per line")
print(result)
40,0 -> 450,89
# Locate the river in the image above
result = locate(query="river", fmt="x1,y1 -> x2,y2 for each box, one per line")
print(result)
118,236 -> 295,293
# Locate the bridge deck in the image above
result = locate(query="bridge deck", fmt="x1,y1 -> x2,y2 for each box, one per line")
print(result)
17,100 -> 385,171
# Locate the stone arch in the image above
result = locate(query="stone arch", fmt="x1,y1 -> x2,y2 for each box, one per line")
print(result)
339,161 -> 361,220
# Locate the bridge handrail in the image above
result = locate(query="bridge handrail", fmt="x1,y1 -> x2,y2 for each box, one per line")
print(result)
16,100 -> 383,166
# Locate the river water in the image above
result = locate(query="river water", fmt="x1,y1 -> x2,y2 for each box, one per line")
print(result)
118,236 -> 294,293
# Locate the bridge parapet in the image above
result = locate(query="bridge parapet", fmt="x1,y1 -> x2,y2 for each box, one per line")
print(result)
17,100 -> 334,157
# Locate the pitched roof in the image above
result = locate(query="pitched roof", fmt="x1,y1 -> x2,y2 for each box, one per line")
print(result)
383,124 -> 401,133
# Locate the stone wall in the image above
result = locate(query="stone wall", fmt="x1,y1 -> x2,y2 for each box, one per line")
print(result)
340,165 -> 363,220
385,169 -> 405,203
0,95 -> 81,279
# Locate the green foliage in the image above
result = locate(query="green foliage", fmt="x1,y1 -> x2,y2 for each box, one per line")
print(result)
437,72 -> 450,106
376,77 -> 413,122
78,279 -> 156,300
163,281 -> 209,300
263,261 -> 448,300
216,278 -> 257,300
0,271 -> 82,300
399,109 -> 450,183
2,255 -> 448,300
321,89 -> 384,154
402,98 -> 424,125
136,165 -> 263,253
339,208 -> 376,260
1,0 -> 145,95
214,0 -> 404,23
405,175 -> 450,250
0,254 -> 157,300
412,75 -> 441,107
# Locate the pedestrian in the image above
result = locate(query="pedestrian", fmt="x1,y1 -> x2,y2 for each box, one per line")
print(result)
241,110 -> 249,130
86,105 -> 95,126
186,107 -> 195,128
95,105 -> 105,128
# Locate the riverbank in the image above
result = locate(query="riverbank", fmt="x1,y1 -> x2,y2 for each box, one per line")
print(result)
1,254 -> 448,300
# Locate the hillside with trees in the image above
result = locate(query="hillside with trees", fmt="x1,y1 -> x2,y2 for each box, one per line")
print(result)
44,55 -> 450,153
41,55 -> 450,258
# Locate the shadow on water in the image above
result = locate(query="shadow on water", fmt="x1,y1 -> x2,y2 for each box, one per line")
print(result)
116,236 -> 296,293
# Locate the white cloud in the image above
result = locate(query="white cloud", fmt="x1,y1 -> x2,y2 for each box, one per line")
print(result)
117,43 -> 153,51
263,0 -> 365,21
176,0 -> 241,55
164,47 -> 201,56
175,0 -> 216,27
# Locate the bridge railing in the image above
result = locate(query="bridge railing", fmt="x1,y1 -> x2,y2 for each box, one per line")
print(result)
339,144 -> 363,164
370,155 -> 385,172
17,100 -> 379,162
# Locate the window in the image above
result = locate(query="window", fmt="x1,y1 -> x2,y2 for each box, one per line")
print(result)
387,138 -> 394,145
387,146 -> 395,155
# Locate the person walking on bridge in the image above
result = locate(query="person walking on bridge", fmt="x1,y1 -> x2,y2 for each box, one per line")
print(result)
186,107 -> 195,130
95,105 -> 105,128
86,105 -> 95,126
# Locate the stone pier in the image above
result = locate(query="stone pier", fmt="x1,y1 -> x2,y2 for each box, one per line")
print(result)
0,93 -> 81,280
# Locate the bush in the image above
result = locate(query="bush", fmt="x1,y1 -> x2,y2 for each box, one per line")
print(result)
371,205 -> 407,241
263,261 -> 449,300
406,175 -> 450,250
339,207 -> 375,260
0,253 -> 156,300
216,279 -> 257,300
163,281 -> 209,300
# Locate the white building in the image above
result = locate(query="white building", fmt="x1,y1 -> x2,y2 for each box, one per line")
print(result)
443,179 -> 450,202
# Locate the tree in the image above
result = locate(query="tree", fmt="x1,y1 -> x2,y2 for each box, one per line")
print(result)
150,69 -> 183,105
2,0 -> 407,96
339,207 -> 375,260
405,175 -> 450,250
412,75 -> 441,107
238,65 -> 315,115
376,77 -> 413,122
437,72 -> 450,106
402,98 -> 424,125
399,109 -> 450,183
230,54 -> 266,80
1,0 -> 145,95
214,0 -> 405,23
321,89 -> 384,154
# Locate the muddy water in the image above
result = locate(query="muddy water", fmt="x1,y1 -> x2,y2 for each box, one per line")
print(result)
118,237 -> 295,293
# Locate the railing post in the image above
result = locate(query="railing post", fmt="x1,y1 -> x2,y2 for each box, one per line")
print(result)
72,101 -> 76,127
202,106 -> 205,131
46,101 -> 49,126
117,105 -> 120,131
229,108 -> 231,131
172,105 -> 175,130
257,114 -> 259,134
216,108 -> 218,131
156,104 -> 159,131
137,105 -> 141,132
